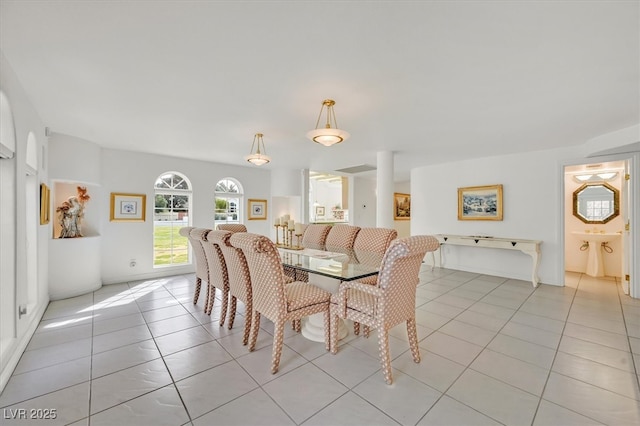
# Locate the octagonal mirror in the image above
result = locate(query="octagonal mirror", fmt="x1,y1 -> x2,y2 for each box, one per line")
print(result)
573,182 -> 619,224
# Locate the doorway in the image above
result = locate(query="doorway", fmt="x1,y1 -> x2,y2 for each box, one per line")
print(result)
563,156 -> 635,297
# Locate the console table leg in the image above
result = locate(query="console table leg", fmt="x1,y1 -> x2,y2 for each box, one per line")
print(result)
522,249 -> 540,288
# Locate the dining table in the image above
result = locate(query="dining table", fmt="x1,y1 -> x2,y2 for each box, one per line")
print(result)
278,246 -> 383,342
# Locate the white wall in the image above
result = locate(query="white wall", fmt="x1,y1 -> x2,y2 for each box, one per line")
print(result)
412,147 -> 580,286
352,176 -> 377,227
0,51 -> 49,392
100,148 -> 271,284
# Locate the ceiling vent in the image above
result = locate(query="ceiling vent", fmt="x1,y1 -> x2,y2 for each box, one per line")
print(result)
334,164 -> 376,174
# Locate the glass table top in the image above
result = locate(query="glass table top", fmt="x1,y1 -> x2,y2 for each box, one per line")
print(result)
278,247 -> 382,281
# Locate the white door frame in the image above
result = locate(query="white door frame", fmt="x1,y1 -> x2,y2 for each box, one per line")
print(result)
559,152 -> 639,298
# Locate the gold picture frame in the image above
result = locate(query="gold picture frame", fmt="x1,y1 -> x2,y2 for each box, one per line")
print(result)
393,192 -> 410,220
110,193 -> 146,222
248,199 -> 267,220
458,184 -> 503,221
40,183 -> 50,225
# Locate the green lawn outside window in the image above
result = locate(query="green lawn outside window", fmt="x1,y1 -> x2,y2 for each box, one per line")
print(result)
153,224 -> 189,266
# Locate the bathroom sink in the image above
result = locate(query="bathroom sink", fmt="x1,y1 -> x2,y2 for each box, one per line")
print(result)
572,231 -> 620,243
572,232 -> 620,277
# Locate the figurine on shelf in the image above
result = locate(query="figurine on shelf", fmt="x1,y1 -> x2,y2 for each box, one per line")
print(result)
56,186 -> 90,238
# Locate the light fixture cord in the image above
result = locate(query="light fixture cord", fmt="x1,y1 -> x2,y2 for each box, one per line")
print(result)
258,135 -> 267,155
314,104 -> 325,130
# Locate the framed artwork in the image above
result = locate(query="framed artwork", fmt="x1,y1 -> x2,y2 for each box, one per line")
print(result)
40,183 -> 50,225
315,206 -> 325,217
394,192 -> 411,220
458,184 -> 503,221
110,193 -> 146,222
248,198 -> 267,220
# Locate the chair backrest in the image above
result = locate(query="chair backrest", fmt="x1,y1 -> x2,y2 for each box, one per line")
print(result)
353,227 -> 398,253
216,224 -> 247,233
200,229 -> 229,290
324,225 -> 361,249
208,229 -> 251,303
229,233 -> 286,319
301,224 -> 332,248
376,235 -> 440,321
179,227 -> 210,280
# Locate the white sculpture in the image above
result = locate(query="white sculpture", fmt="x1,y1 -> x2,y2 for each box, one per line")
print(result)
56,186 -> 90,238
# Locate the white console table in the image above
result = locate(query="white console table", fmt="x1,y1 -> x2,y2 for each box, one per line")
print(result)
435,234 -> 542,288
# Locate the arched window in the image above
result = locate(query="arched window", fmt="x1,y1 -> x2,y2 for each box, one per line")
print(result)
215,178 -> 243,227
154,172 -> 192,267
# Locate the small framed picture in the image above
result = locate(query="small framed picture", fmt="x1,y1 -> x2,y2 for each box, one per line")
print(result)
40,183 -> 50,225
110,193 -> 146,222
458,184 -> 503,221
248,199 -> 267,220
393,192 -> 410,220
315,206 -> 325,217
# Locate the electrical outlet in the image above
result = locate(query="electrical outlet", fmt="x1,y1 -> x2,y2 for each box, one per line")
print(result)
130,259 -> 137,268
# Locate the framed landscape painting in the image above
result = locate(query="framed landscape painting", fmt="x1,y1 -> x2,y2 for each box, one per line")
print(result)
458,184 -> 503,221
394,192 -> 411,220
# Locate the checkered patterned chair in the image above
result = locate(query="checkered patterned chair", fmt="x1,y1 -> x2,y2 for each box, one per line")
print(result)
330,235 -> 440,384
230,232 -> 332,374
216,224 -> 247,233
351,227 -> 398,335
209,229 -> 254,346
324,225 -> 361,249
200,230 -> 230,323
179,227 -> 211,309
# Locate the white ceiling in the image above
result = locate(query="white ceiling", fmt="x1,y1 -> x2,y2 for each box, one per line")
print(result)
1,1 -> 638,181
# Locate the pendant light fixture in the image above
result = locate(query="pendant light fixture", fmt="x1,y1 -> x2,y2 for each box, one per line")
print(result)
306,99 -> 350,146
245,133 -> 271,166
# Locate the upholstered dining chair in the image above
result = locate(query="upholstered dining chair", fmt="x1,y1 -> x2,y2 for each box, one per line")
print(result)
230,232 -> 332,374
324,224 -> 361,249
352,227 -> 398,253
208,229 -> 253,346
200,230 -> 230,324
179,227 -> 210,308
351,227 -> 398,335
301,224 -> 332,249
216,223 -> 247,233
330,235 -> 440,384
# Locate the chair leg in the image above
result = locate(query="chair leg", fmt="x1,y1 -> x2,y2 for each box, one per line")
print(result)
407,319 -> 421,363
228,296 -> 237,330
219,287 -> 229,326
249,311 -> 261,352
242,301 -> 252,346
271,320 -> 285,374
323,310 -> 330,352
377,326 -> 393,385
363,325 -> 371,338
329,306 -> 339,354
193,277 -> 201,304
205,285 -> 215,315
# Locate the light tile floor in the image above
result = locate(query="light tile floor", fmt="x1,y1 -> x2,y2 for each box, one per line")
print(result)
1,268 -> 639,425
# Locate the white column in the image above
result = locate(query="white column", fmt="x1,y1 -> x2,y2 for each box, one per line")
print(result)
301,169 -> 310,223
376,151 -> 394,228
